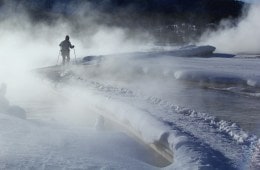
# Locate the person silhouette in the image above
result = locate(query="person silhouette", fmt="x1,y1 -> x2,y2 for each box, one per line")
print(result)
59,35 -> 75,65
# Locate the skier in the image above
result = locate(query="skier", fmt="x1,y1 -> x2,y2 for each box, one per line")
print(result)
59,35 -> 75,65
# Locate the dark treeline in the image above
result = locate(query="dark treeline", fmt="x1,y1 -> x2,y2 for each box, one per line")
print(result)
0,0 -> 247,44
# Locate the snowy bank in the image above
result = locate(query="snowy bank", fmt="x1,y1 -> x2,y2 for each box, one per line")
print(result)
35,45 -> 260,169
0,113 -> 160,170
50,79 -> 258,169
80,45 -> 216,65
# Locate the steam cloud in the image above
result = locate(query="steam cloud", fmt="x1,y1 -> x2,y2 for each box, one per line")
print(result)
0,1 -> 153,73
199,3 -> 260,54
0,1 -> 153,110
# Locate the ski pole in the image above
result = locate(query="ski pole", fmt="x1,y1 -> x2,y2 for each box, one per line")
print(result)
73,48 -> 77,64
56,51 -> 61,65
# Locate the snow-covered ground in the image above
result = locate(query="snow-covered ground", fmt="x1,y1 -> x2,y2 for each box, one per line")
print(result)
0,113 -> 162,170
0,83 -> 165,169
1,46 -> 260,169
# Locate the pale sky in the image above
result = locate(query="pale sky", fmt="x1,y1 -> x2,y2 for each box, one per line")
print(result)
242,0 -> 259,3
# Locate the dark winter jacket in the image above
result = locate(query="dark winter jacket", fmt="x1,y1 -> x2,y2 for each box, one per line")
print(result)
59,40 -> 74,53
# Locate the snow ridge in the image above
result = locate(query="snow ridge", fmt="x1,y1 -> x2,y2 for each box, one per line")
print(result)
58,76 -> 259,169
81,79 -> 257,145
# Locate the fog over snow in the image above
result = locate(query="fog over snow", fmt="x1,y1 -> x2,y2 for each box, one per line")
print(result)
0,1 -> 260,170
0,1 -> 153,102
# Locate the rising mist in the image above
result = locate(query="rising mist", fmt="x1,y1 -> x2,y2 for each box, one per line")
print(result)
199,3 -> 260,54
0,1 -> 153,112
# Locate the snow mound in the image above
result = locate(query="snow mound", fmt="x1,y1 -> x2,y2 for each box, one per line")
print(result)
173,45 -> 216,57
82,55 -> 102,65
92,99 -> 169,144
79,45 -> 216,62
